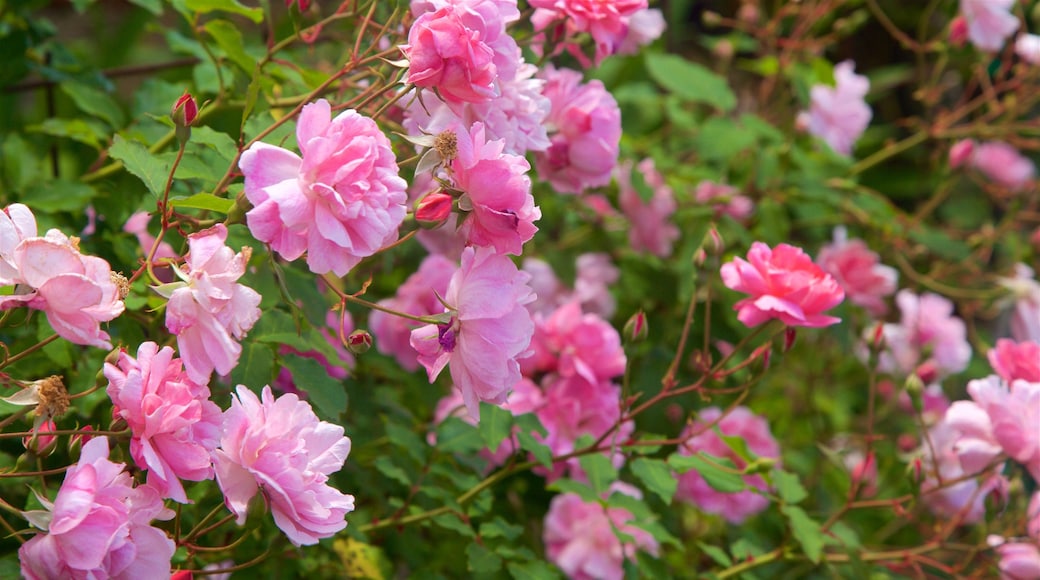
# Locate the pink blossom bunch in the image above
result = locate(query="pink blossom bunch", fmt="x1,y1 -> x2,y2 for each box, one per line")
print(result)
410,246 -> 535,417
104,342 -> 222,503
239,99 -> 407,276
674,406 -> 780,524
616,159 -> 680,258
694,180 -> 754,221
918,417 -> 1007,524
529,0 -> 648,66
160,224 -> 261,384
523,253 -> 619,319
796,60 -> 872,156
989,339 -> 1040,383
875,290 -> 971,379
275,309 -> 355,397
959,0 -> 1019,52
448,122 -> 541,254
371,253 -> 456,371
946,375 -> 1040,481
952,140 -> 1037,191
535,66 -> 622,194
19,437 -> 175,579
542,483 -> 659,580
0,204 -> 125,349
720,241 -> 845,328
214,385 -> 355,546
816,227 -> 898,316
1001,264 -> 1040,344
523,300 -> 626,385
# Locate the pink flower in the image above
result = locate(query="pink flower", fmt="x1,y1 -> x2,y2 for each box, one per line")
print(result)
816,227 -> 898,316
1017,33 -> 1040,65
123,211 -> 177,264
410,247 -> 535,418
875,291 -> 971,378
960,0 -> 1019,52
694,181 -> 754,221
989,339 -> 1040,383
523,257 -> 566,317
530,0 -> 648,65
240,99 -> 407,276
161,224 -> 262,384
971,141 -> 1036,191
104,342 -> 222,503
949,139 -> 975,169
675,406 -> 780,524
449,122 -> 540,255
1002,264 -> 1040,344
402,7 -> 498,103
720,242 -> 845,328
964,376 -> 1040,481
0,226 -> 125,349
213,385 -> 355,546
535,66 -> 621,194
616,159 -> 679,258
797,60 -> 871,156
617,8 -> 665,55
919,417 -> 1007,524
370,253 -> 456,371
993,540 -> 1040,580
524,300 -> 626,385
18,437 -> 175,580
543,483 -> 659,580
574,253 -> 619,319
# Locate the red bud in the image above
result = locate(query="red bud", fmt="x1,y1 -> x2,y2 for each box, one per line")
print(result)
346,330 -> 372,354
171,91 -> 198,127
414,191 -> 453,228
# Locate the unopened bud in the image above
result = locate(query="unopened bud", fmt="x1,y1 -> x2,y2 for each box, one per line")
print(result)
623,311 -> 648,343
743,456 -> 777,475
948,139 -> 974,169
693,248 -> 707,266
871,321 -> 886,350
414,191 -> 453,228
783,327 -> 797,352
908,456 -> 924,486
286,0 -> 312,11
171,91 -> 198,127
346,330 -> 372,355
67,425 -> 94,456
707,227 -> 723,254
702,10 -> 722,27
737,3 -> 759,24
904,373 -> 925,413
949,16 -> 968,48
713,40 -> 734,61
24,420 -> 58,456
913,360 -> 938,385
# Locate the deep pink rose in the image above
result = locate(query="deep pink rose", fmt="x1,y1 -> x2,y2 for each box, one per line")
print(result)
817,227 -> 897,316
989,339 -> 1040,383
214,385 -> 355,546
720,242 -> 844,328
960,0 -> 1018,52
240,99 -> 407,276
616,159 -> 679,258
105,342 -> 222,503
402,7 -> 498,103
675,406 -> 780,524
523,300 -> 626,385
410,246 -> 535,417
530,0 -> 648,65
797,60 -> 871,156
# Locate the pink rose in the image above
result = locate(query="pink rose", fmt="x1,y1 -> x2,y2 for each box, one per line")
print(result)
675,406 -> 780,524
875,291 -> 971,378
161,224 -> 262,384
694,180 -> 754,221
1002,264 -> 1040,344
402,8 -> 498,103
989,339 -> 1040,383
616,159 -> 680,258
105,342 -> 222,503
919,418 -> 1007,524
0,203 -> 37,284
970,141 -> 1036,191
817,227 -> 898,316
530,0 -> 648,65
797,60 -> 871,156
536,66 -> 621,194
960,0 -> 1019,52
949,139 -> 975,169
18,437 -> 175,580
214,385 -> 355,546
574,252 -> 619,319
966,376 -> 1040,481
240,99 -> 407,276
410,246 -> 535,418
1017,33 -> 1040,65
543,483 -> 659,580
720,241 -> 844,328
524,300 -> 626,385
993,540 -> 1040,580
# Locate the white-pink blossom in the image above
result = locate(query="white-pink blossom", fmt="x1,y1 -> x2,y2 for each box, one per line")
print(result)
960,0 -> 1019,52
797,60 -> 872,156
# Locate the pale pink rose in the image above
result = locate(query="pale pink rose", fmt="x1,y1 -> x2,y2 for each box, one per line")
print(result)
0,228 -> 125,349
123,211 -> 177,263
410,246 -> 535,418
1002,264 -> 1040,344
530,0 -> 648,65
523,257 -> 567,317
616,8 -> 665,55
1017,33 -> 1040,65
817,226 -> 898,316
18,437 -> 175,580
524,300 -> 626,385
895,383 -> 951,425
919,418 -> 1007,524
989,339 -> 1040,383
0,203 -> 37,285
104,342 -> 222,503
675,406 -> 780,524
720,242 -> 845,328
370,253 -> 456,371
450,122 -> 540,255
616,158 -> 679,258
574,252 -> 619,319
408,0 -> 521,80
161,224 -> 262,384
694,181 -> 754,221
945,399 -> 1003,475
543,483 -> 659,580
275,309 -> 354,397
876,291 -> 971,378
960,0 -> 1019,52
536,66 -> 621,194
797,60 -> 871,156
965,375 -> 1040,481
949,139 -> 975,169
402,8 -> 498,103
240,99 -> 407,276
994,540 -> 1040,580
213,385 -> 355,546
971,141 -> 1036,191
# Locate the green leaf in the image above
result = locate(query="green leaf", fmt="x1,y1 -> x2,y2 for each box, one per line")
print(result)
644,52 -> 736,111
109,135 -> 171,198
29,180 -> 95,213
169,193 -> 234,214
466,542 -> 502,573
697,542 -> 732,566
29,118 -> 106,149
384,421 -> 427,464
432,513 -> 474,537
517,431 -> 553,468
61,82 -> 126,128
479,518 -> 523,541
373,456 -> 411,487
548,479 -> 600,502
228,342 -> 274,390
436,417 -> 484,453
514,412 -> 548,437
281,354 -> 347,419
479,403 -> 513,453
629,458 -> 677,504
693,118 -> 756,163
204,20 -> 256,73
783,505 -> 824,564
773,469 -> 808,504
667,453 -> 745,493
578,452 -> 618,495
909,227 -> 972,261
184,0 -> 263,22
507,560 -> 562,580
128,0 -> 162,14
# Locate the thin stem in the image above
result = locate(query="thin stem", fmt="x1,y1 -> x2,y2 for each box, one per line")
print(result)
0,335 -> 60,370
